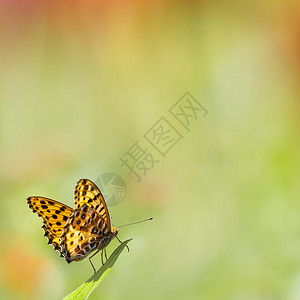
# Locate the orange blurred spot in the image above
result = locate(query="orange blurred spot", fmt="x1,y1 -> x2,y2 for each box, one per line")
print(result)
0,236 -> 53,298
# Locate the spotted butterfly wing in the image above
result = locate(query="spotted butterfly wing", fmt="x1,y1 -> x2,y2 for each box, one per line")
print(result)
27,179 -> 119,272
60,179 -> 117,263
74,179 -> 111,227
27,197 -> 73,255
60,204 -> 116,262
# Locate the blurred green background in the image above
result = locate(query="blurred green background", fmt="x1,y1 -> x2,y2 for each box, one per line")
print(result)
1,1 -> 300,299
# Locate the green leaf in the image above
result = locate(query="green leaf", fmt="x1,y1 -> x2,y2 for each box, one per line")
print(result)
63,239 -> 132,300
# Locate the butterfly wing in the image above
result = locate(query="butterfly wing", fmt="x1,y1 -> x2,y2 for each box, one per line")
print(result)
28,179 -> 116,265
27,197 -> 73,255
74,179 -> 111,228
60,204 -> 113,262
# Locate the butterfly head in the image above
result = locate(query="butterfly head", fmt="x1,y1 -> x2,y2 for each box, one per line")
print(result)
111,226 -> 119,236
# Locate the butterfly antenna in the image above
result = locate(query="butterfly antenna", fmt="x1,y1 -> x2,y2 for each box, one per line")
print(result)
115,218 -> 153,252
117,217 -> 153,228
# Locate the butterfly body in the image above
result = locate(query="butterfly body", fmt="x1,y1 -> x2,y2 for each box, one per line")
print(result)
60,204 -> 118,263
27,179 -> 118,268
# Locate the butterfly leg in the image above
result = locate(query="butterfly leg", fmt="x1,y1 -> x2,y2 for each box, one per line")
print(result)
115,235 -> 130,252
101,249 -> 104,265
89,249 -> 101,273
104,248 -> 108,261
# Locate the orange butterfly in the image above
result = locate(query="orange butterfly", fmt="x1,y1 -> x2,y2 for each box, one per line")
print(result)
27,179 -> 125,272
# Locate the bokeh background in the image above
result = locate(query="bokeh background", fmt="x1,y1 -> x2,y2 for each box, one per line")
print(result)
1,1 -> 300,299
